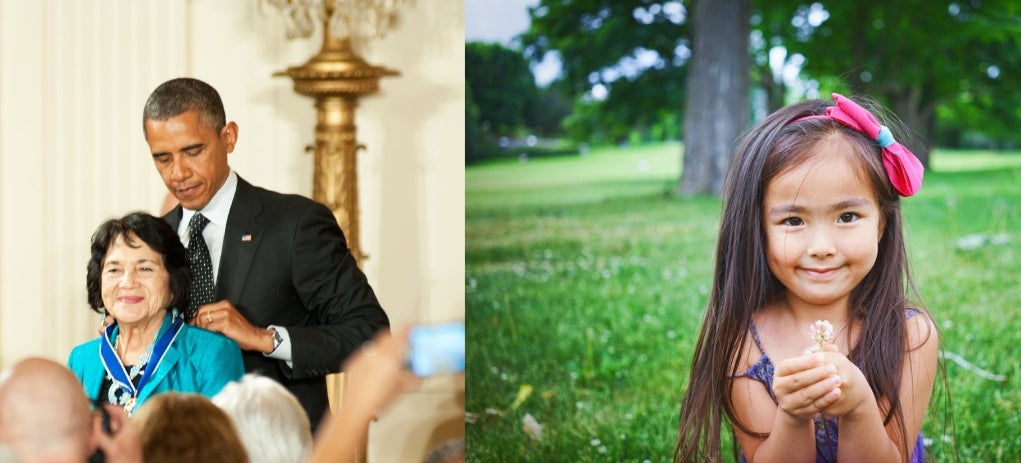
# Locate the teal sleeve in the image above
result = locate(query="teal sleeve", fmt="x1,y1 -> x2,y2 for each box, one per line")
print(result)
66,349 -> 78,372
66,343 -> 96,398
199,337 -> 246,396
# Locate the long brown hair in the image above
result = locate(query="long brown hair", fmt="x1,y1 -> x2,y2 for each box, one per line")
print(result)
674,96 -> 928,462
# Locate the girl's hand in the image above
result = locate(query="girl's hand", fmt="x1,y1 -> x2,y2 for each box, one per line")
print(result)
817,344 -> 870,418
772,352 -> 843,421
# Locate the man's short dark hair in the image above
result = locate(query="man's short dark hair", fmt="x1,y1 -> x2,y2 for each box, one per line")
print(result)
143,77 -> 226,138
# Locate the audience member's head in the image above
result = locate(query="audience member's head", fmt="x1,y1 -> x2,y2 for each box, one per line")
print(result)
213,374 -> 312,463
133,392 -> 248,463
0,357 -> 95,462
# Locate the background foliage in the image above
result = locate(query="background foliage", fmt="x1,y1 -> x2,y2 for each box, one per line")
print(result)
466,1 -> 1021,168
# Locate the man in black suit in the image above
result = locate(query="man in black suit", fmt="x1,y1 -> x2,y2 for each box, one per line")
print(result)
141,77 -> 389,431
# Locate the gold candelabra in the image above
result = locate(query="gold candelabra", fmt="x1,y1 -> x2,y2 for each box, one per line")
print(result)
273,3 -> 399,265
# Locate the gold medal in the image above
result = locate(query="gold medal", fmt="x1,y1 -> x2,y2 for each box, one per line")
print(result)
124,396 -> 137,415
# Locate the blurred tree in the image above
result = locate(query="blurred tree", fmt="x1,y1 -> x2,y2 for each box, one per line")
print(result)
521,0 -> 690,146
526,84 -> 573,137
466,83 -> 498,164
519,0 -> 1021,188
770,0 -> 1021,166
465,42 -> 538,135
521,1 -> 755,194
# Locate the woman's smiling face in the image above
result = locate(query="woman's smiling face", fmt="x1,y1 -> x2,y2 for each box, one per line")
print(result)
101,232 -> 172,327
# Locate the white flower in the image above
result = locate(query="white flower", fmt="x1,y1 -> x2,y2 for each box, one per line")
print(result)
804,320 -> 834,354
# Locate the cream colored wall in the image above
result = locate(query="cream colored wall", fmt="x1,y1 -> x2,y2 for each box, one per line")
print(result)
0,0 -> 464,461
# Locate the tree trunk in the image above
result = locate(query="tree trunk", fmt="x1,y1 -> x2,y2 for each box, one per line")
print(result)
885,85 -> 933,169
758,61 -> 785,113
679,0 -> 750,196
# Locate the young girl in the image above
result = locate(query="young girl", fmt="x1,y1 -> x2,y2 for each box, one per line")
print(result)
674,94 -> 939,462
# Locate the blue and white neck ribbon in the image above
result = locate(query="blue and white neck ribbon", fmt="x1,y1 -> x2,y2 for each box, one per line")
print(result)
99,315 -> 184,414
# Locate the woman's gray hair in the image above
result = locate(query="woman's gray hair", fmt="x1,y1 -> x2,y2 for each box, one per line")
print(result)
212,374 -> 312,463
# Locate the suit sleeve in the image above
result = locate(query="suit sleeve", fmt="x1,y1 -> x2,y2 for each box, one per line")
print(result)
284,201 -> 390,380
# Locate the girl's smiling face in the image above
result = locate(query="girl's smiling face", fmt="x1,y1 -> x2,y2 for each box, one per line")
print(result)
101,233 -> 172,326
762,135 -> 884,309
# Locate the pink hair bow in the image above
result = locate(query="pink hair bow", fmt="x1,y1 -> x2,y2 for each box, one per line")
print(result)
824,93 -> 924,197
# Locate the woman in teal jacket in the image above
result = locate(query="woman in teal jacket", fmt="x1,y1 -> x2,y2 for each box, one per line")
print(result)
68,212 -> 243,415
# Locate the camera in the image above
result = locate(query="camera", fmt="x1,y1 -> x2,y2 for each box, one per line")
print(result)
407,322 -> 465,377
88,400 -> 112,463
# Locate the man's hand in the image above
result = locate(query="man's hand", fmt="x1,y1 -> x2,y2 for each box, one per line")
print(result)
191,301 -> 275,353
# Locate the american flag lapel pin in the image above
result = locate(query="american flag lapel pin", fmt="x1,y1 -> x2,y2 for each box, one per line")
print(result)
241,233 -> 253,242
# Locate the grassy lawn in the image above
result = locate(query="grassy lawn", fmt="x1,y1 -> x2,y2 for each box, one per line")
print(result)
466,143 -> 1021,462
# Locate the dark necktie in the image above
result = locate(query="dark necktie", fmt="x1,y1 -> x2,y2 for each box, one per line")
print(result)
186,213 -> 215,318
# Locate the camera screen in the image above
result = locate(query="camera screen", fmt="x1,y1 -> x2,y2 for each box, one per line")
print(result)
408,322 -> 465,376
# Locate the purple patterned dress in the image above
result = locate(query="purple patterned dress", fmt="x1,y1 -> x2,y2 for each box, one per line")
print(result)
733,311 -> 925,463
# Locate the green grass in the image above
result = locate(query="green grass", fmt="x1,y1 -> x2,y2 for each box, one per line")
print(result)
466,144 -> 1021,462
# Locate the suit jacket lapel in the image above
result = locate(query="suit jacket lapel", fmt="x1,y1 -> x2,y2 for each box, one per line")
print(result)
164,206 -> 183,231
218,177 -> 264,303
